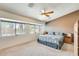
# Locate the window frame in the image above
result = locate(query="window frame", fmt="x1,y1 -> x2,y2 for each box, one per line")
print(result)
28,24 -> 35,34
15,22 -> 26,35
1,20 -> 16,37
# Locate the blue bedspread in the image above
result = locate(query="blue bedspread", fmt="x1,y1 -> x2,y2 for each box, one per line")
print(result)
38,35 -> 64,49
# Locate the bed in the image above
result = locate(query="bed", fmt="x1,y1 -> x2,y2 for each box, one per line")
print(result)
37,32 -> 64,49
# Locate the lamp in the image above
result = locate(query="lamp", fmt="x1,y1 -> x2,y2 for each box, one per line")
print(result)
67,33 -> 72,37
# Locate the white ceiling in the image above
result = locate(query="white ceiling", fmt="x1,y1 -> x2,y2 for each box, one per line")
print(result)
0,3 -> 79,22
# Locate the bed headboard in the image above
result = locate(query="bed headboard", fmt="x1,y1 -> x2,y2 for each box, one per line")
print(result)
48,32 -> 65,36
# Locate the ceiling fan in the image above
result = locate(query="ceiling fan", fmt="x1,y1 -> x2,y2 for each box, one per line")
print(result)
28,4 -> 54,17
41,8 -> 54,17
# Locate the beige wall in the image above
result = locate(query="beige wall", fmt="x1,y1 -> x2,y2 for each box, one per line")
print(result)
47,10 -> 79,33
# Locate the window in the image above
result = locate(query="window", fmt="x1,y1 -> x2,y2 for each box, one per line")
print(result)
35,25 -> 40,34
28,24 -> 35,34
1,21 -> 15,36
0,18 -> 43,37
39,25 -> 45,34
16,23 -> 25,35
24,24 -> 30,34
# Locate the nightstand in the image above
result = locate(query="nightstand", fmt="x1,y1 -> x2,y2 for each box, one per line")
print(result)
64,35 -> 73,44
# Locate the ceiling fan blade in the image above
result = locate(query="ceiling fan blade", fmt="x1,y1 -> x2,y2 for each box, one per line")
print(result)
41,13 -> 49,17
46,11 -> 54,14
45,14 -> 50,17
41,11 -> 54,15
41,13 -> 46,15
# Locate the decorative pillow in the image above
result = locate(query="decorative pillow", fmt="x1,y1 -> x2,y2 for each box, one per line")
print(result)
53,32 -> 55,35
48,31 -> 65,36
48,32 -> 53,35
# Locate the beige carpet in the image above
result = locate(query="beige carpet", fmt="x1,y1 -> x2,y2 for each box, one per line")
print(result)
0,41 -> 74,56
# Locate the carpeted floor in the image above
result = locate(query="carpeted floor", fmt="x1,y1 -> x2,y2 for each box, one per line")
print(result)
0,40 -> 74,56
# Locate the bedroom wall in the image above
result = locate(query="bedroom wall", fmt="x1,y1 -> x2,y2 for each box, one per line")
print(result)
47,10 -> 79,33
0,10 -> 43,50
